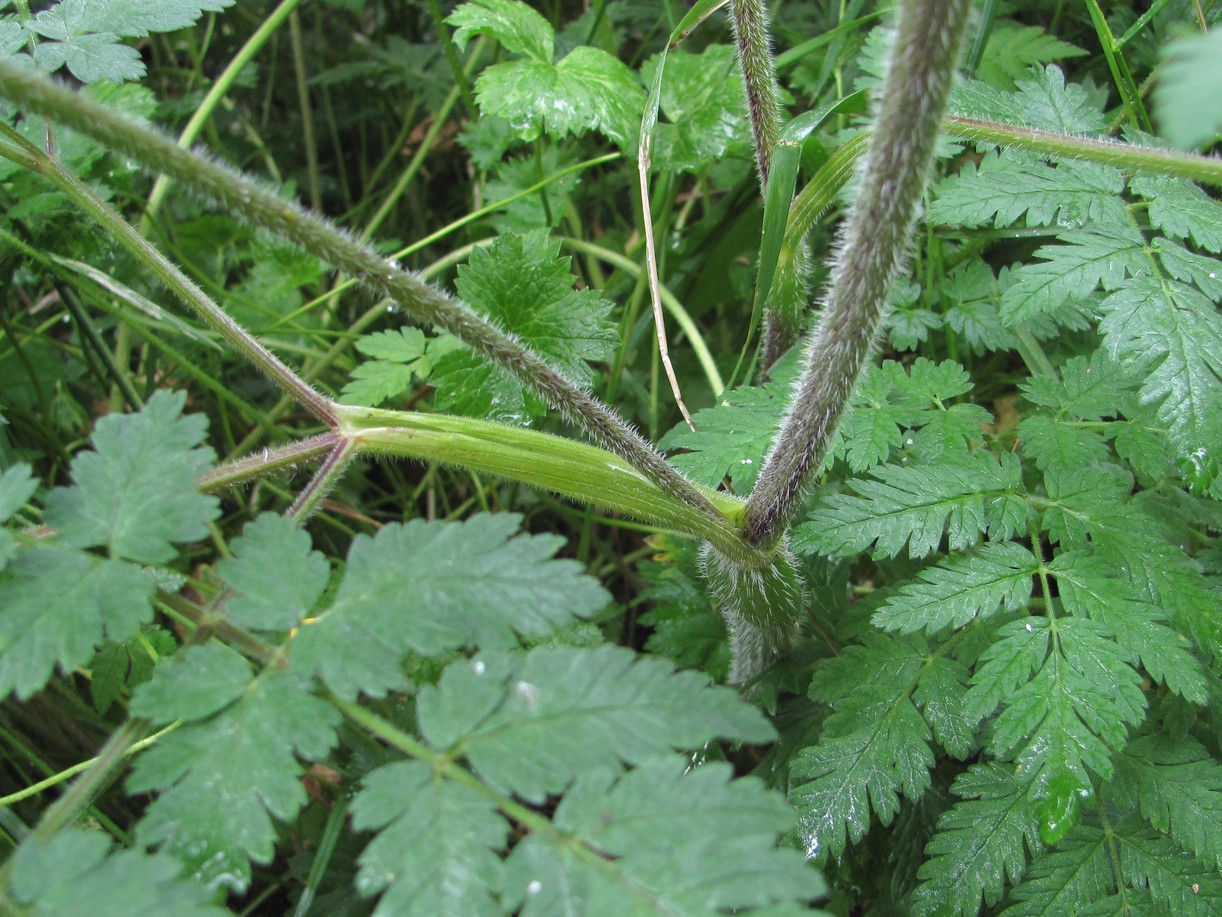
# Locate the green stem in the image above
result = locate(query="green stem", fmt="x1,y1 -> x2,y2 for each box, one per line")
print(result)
13,136 -> 337,425
200,433 -> 340,492
0,721 -> 180,809
289,10 -> 322,213
729,0 -> 783,190
0,58 -> 718,521
336,404 -> 757,563
745,0 -> 972,546
287,437 -> 357,521
143,0 -> 305,224
942,116 -> 1222,186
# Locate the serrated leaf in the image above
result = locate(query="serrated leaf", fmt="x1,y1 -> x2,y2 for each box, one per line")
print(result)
447,0 -> 552,63
1003,819 -> 1222,917
1051,552 -> 1209,703
0,546 -> 152,700
976,22 -> 1086,91
659,379 -> 787,491
432,231 -> 616,423
913,764 -> 1039,917
793,451 -> 1024,559
966,617 -> 1145,798
467,44 -> 642,146
128,667 -> 340,892
295,514 -> 609,700
791,687 -> 934,862
7,829 -> 225,917
1099,276 -> 1222,458
419,645 -> 774,802
640,45 -> 751,172
350,760 -> 507,916
1114,736 -> 1222,872
636,561 -> 730,680
1131,174 -> 1222,253
930,150 -> 1124,229
26,0 -> 234,82
505,756 -> 824,915
999,224 -> 1145,324
44,390 -> 218,564
129,642 -> 251,722
217,513 -> 328,631
950,65 -> 1107,135
914,655 -> 976,759
342,328 -> 435,406
873,541 -> 1038,635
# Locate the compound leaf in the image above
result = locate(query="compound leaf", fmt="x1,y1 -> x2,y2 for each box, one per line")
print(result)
295,514 -> 609,701
419,645 -> 774,802
503,756 -> 824,915
793,451 -> 1025,559
7,829 -> 225,917
128,665 -> 340,893
913,763 -> 1040,917
44,390 -> 219,564
351,760 -> 507,916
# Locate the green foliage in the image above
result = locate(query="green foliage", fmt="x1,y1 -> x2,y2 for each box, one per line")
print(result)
6,829 -> 226,916
1,1 -> 1220,915
2,0 -> 234,83
448,0 -> 642,146
430,230 -> 617,423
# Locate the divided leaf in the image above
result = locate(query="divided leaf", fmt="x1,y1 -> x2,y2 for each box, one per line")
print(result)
432,231 -> 616,423
1114,736 -> 1222,873
44,390 -> 218,564
351,761 -> 508,916
128,662 -> 340,892
793,451 -> 1026,559
913,764 -> 1040,917
505,757 -> 824,915
0,544 -> 152,700
873,541 -> 1037,635
14,0 -> 235,83
216,513 -> 329,632
450,1 -> 641,146
418,645 -> 774,802
295,514 -> 609,700
792,634 -> 935,861
1099,275 -> 1222,460
965,617 -> 1146,809
7,829 -> 225,917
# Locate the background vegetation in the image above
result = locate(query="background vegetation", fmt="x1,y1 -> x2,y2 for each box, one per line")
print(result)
0,0 -> 1219,914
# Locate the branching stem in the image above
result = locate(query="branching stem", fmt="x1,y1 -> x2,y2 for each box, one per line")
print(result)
745,0 -> 972,545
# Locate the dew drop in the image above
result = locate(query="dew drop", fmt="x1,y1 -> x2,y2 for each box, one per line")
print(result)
527,880 -> 543,895
473,660 -> 486,675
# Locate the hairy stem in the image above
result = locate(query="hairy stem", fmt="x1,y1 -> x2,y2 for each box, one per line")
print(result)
729,0 -> 782,190
745,0 -> 971,546
942,116 -> 1222,187
0,58 -> 720,521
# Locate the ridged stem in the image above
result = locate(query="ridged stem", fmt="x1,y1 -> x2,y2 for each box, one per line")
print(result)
0,58 -> 720,522
745,0 -> 971,545
729,0 -> 783,190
